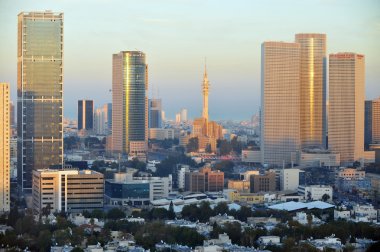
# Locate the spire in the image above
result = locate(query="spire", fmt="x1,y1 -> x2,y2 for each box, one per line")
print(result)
202,58 -> 209,121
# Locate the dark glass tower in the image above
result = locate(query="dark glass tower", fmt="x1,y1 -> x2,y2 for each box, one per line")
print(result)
17,11 -> 64,194
148,99 -> 162,128
78,100 -> 94,130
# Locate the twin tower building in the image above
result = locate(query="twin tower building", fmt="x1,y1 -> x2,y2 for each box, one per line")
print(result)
16,11 -> 148,194
261,34 -> 365,167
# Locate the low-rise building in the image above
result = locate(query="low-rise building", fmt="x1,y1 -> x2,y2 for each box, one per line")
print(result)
149,128 -> 175,140
228,191 -> 265,204
336,168 -> 365,180
298,185 -> 333,201
352,204 -> 377,222
257,236 -> 281,246
227,180 -> 250,192
300,148 -> 340,167
250,172 -> 276,193
241,149 -> 261,163
32,169 -> 104,214
185,166 -> 224,193
334,208 -> 350,221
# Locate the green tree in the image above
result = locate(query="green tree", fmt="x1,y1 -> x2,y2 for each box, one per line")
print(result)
322,193 -> 330,202
187,137 -> 199,153
107,208 -> 126,220
213,202 -> 229,215
168,201 -> 176,219
218,139 -> 232,155
37,229 -> 52,252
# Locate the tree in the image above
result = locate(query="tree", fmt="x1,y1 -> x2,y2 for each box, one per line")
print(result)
187,137 -> 199,152
322,193 -> 330,202
168,201 -> 176,220
213,202 -> 229,215
37,229 -> 52,252
218,139 -> 232,155
107,208 -> 126,220
205,144 -> 212,153
214,160 -> 234,173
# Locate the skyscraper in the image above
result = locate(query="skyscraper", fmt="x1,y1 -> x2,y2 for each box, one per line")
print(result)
329,53 -> 365,165
78,100 -> 94,131
261,41 -> 301,166
17,11 -> 64,193
148,98 -> 162,128
295,34 -> 327,148
365,98 -> 380,149
94,103 -> 111,135
202,65 -> 210,122
0,83 -> 10,212
112,51 -> 148,159
180,108 -> 188,122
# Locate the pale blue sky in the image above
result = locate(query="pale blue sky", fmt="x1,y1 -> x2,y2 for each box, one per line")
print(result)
0,0 -> 379,120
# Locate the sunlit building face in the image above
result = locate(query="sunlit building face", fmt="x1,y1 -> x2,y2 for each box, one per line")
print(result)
17,11 -> 64,193
112,51 -> 147,155
261,41 -> 301,167
328,52 -> 365,165
295,33 -> 327,149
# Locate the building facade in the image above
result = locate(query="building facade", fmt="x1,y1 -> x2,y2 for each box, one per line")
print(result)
328,53 -> 365,165
148,98 -> 162,128
365,98 -> 380,150
295,34 -> 327,149
78,100 -> 94,131
185,166 -> 224,192
112,51 -> 148,159
32,169 -> 104,214
94,103 -> 111,135
17,11 -> 64,193
298,185 -> 333,201
281,168 -> 300,191
250,172 -> 276,193
0,83 -> 10,212
261,41 -> 301,166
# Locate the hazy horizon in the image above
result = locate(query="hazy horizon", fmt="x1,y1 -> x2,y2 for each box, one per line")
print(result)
1,0 -> 379,120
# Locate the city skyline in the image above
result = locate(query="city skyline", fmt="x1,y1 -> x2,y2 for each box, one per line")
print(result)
1,0 -> 380,120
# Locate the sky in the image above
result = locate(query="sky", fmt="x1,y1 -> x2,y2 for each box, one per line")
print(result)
0,0 -> 379,120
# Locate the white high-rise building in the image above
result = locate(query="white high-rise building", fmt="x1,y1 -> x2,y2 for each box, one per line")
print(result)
261,41 -> 301,167
180,108 -> 188,122
0,83 -> 10,212
329,53 -> 365,165
94,103 -> 111,135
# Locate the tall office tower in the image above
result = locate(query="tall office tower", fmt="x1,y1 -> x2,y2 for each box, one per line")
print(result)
180,108 -> 188,122
295,34 -> 327,148
94,103 -> 110,135
0,83 -> 10,212
329,53 -> 365,165
17,11 -> 64,194
112,51 -> 148,158
261,42 -> 301,167
365,100 -> 373,150
365,98 -> 380,149
78,100 -> 94,131
107,103 -> 112,132
148,98 -> 162,128
9,101 -> 15,128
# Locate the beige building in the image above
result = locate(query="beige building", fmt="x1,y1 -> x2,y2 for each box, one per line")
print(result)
185,166 -> 224,192
149,128 -> 174,140
295,34 -> 327,148
336,168 -> 365,180
261,41 -> 301,166
329,53 -> 365,164
32,169 -> 104,214
250,172 -> 276,193
227,180 -> 250,193
0,83 -> 10,212
112,51 -> 148,159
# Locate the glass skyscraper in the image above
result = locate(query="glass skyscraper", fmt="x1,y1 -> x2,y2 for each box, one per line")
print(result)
78,100 -> 94,131
295,34 -> 327,149
17,11 -> 64,193
148,98 -> 162,128
112,51 -> 147,157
